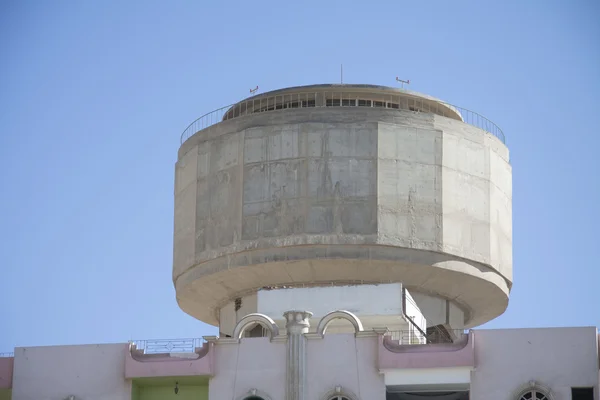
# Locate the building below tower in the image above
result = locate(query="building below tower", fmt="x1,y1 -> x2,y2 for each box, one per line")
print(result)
0,315 -> 598,400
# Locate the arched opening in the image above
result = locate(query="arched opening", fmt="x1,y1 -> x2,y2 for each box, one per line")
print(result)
243,323 -> 269,338
316,310 -> 364,336
519,390 -> 549,400
231,313 -> 279,340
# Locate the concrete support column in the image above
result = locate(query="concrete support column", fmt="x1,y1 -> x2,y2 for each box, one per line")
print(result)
284,310 -> 313,400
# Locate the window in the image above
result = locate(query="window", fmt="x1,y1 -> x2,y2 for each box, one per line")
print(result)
572,388 -> 594,400
328,397 -> 350,400
244,397 -> 264,400
519,390 -> 549,400
243,324 -> 269,338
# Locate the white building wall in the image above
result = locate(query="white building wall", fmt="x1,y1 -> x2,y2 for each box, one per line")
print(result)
209,338 -> 286,400
11,343 -> 131,400
470,327 -> 599,400
306,334 -> 385,400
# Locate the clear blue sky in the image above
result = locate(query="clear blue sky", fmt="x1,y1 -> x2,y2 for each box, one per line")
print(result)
1,0 -> 598,351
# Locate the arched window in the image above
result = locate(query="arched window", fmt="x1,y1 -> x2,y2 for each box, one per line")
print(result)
238,389 -> 271,400
519,389 -> 550,400
321,385 -> 358,400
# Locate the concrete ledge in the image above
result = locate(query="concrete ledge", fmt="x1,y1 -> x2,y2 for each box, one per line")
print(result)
175,245 -> 508,328
379,332 -> 475,369
125,342 -> 213,379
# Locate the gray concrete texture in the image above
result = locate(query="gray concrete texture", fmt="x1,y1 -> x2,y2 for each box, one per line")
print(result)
173,95 -> 512,329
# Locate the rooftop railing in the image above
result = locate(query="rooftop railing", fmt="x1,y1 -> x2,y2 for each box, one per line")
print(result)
129,338 -> 204,354
0,352 -> 13,357
385,328 -> 467,345
180,91 -> 505,144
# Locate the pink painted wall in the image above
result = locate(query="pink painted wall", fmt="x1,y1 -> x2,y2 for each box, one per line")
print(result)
378,332 -> 475,369
208,334 -> 385,399
470,327 -> 599,400
0,357 -> 13,389
125,342 -> 213,378
12,343 -> 132,400
209,337 -> 286,400
307,334 -> 385,399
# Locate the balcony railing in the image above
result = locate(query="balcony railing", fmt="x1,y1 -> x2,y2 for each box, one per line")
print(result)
129,338 -> 204,354
0,352 -> 13,357
385,328 -> 467,345
180,91 -> 505,144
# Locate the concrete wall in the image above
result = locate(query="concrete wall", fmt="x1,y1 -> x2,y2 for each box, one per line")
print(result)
11,343 -> 131,400
209,338 -> 286,400
174,105 -> 512,328
208,333 -> 384,399
219,283 -> 415,335
219,293 -> 257,336
136,385 -> 208,400
470,327 -> 599,399
306,334 -> 385,399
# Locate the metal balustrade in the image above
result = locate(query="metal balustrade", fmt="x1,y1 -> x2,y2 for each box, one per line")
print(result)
385,328 -> 467,345
129,338 -> 204,354
180,91 -> 505,144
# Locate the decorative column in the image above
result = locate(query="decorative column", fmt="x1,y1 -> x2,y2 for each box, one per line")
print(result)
284,310 -> 313,400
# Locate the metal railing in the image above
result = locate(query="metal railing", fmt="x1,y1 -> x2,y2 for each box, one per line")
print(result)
129,338 -> 204,354
180,92 -> 505,144
0,352 -> 14,357
385,328 -> 467,345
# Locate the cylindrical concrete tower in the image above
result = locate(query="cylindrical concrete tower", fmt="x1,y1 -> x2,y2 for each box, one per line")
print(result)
173,84 -> 512,335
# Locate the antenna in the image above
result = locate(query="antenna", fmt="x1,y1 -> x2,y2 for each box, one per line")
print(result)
395,77 -> 410,89
249,86 -> 259,94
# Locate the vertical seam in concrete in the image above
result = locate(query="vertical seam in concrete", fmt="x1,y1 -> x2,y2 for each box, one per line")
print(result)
194,143 -> 201,262
485,145 -> 492,265
237,130 -> 245,249
375,122 -> 380,254
301,124 -> 308,236
435,129 -> 444,252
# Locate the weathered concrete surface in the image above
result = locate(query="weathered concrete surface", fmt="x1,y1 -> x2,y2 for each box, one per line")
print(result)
174,106 -> 512,329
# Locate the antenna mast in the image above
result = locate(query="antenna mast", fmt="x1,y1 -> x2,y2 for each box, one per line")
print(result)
395,77 -> 410,89
250,86 -> 259,94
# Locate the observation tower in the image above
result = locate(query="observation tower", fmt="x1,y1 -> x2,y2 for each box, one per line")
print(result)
173,84 -> 512,337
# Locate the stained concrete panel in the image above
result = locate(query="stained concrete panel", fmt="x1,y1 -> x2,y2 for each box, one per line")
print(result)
173,151 -> 197,277
195,133 -> 242,256
241,122 -> 377,241
377,124 -> 442,250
